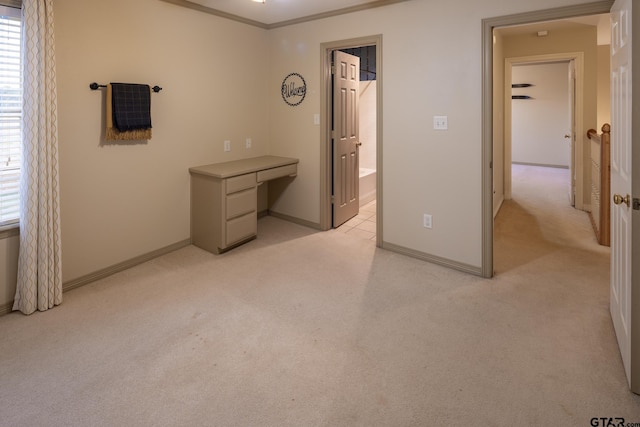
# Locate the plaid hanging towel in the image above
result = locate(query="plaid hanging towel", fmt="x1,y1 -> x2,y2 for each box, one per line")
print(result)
105,83 -> 152,141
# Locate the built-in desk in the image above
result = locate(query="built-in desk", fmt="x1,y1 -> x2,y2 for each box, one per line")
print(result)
189,155 -> 298,254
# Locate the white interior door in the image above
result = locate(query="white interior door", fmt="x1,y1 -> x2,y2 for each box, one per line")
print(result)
610,0 -> 634,389
568,60 -> 576,206
332,50 -> 360,227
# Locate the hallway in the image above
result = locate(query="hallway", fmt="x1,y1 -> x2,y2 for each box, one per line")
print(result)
494,164 -> 609,274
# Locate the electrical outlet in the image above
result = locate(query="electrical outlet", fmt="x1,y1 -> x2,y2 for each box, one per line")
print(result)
245,138 -> 252,149
224,140 -> 231,152
423,214 -> 433,229
433,116 -> 448,130
313,114 -> 320,125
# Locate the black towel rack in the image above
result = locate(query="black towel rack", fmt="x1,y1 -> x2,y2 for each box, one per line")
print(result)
89,82 -> 163,93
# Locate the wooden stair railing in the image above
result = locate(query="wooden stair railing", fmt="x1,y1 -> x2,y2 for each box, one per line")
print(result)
586,123 -> 611,246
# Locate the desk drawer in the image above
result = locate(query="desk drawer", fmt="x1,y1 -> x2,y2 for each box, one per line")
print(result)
226,211 -> 257,245
256,163 -> 297,183
226,187 -> 256,220
226,173 -> 256,194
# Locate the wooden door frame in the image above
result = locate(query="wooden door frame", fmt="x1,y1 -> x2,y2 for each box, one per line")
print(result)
481,0 -> 614,278
320,34 -> 383,247
504,54 -> 584,209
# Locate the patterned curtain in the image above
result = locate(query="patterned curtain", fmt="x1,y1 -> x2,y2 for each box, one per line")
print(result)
13,0 -> 61,315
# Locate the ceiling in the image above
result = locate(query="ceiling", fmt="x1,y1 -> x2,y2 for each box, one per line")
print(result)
164,0 -> 407,28
164,1 -> 611,39
496,13 -> 611,45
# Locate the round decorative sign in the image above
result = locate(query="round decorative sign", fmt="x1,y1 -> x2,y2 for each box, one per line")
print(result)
281,72 -> 307,106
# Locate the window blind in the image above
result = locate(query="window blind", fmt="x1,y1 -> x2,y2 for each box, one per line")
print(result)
0,1 -> 21,9
0,6 -> 21,226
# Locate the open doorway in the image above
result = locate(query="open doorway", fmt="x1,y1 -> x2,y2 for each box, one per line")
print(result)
504,55 -> 582,209
334,46 -> 378,240
494,54 -> 601,273
480,4 -> 613,277
510,61 -> 573,172
340,46 -> 378,210
496,51 -> 593,276
493,17 -> 610,275
320,35 -> 383,246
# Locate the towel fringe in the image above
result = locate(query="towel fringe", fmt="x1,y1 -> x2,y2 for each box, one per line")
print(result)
105,127 -> 152,141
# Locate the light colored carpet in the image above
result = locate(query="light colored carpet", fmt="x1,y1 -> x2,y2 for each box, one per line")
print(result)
1,164 -> 639,426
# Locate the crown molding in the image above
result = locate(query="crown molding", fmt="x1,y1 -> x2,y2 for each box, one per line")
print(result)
160,0 -> 412,29
160,0 -> 269,28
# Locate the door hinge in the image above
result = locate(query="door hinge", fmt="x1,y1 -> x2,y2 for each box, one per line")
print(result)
331,195 -> 335,204
633,197 -> 640,211
331,65 -> 336,75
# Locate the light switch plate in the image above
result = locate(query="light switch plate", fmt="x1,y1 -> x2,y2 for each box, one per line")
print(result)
433,116 -> 448,130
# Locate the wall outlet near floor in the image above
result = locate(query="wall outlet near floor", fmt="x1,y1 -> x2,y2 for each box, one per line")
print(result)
245,138 -> 252,149
224,140 -> 231,152
423,213 -> 433,229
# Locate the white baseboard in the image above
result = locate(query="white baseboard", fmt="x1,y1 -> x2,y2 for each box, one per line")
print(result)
494,196 -> 505,219
512,161 -> 569,169
63,239 -> 192,294
381,241 -> 482,277
267,211 -> 321,230
1,239 -> 191,317
0,301 -> 12,316
359,190 -> 376,207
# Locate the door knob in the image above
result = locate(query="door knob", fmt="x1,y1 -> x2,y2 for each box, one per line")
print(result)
564,134 -> 571,139
613,193 -> 630,208
355,142 -> 362,147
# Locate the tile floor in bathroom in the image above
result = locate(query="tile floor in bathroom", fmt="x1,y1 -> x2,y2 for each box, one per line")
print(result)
335,200 -> 377,240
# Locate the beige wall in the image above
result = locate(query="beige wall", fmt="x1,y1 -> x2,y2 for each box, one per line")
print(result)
0,233 -> 19,308
268,0 -> 597,268
493,30 -> 505,217
503,25 -> 598,207
597,44 -> 612,128
54,0 -> 270,282
511,62 -> 571,167
1,0 -> 607,310
360,81 -> 377,171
